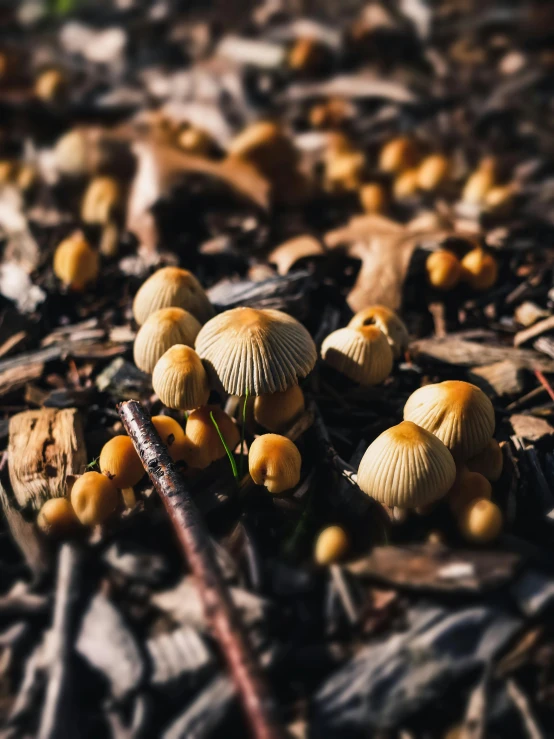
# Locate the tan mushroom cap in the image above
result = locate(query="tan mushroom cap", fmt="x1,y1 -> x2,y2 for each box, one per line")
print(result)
403,380 -> 495,461
348,306 -> 409,359
321,325 -> 393,385
152,345 -> 210,411
53,231 -> 99,291
195,307 -> 317,396
133,267 -> 214,325
133,307 -> 201,374
357,421 -> 456,507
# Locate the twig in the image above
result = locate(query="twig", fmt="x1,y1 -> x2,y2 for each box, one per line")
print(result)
38,543 -> 83,739
506,678 -> 545,739
118,400 -> 287,739
534,369 -> 554,404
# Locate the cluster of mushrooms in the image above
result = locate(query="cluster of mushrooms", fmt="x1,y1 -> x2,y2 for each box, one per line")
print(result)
37,261 -> 505,558
359,380 -> 503,544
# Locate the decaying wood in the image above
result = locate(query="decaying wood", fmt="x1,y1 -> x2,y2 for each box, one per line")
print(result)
0,479 -> 51,574
510,415 -> 554,443
118,400 -> 286,739
468,360 -> 525,397
8,408 -> 87,510
410,336 -> 554,371
347,544 -> 521,592
514,314 -> 554,347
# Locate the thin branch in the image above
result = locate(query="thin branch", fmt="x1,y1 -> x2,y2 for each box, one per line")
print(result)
118,400 -> 287,739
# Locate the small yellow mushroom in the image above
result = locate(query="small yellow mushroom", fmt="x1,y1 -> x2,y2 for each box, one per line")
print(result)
34,68 -> 67,103
254,385 -> 305,432
457,498 -> 503,543
249,434 -> 301,494
133,308 -> 201,374
81,175 -> 121,225
348,305 -> 408,359
447,466 -> 492,516
466,438 -> 503,482
185,407 -> 240,469
99,436 -> 144,489
417,154 -> 450,191
321,325 -> 393,385
462,158 -> 496,204
379,137 -> 419,174
37,497 -> 81,537
460,248 -> 498,291
53,231 -> 99,291
426,250 -> 462,291
152,345 -> 209,410
393,168 -> 420,199
314,525 -> 350,565
359,182 -> 388,214
133,267 -> 214,325
151,415 -> 189,462
70,471 -> 119,526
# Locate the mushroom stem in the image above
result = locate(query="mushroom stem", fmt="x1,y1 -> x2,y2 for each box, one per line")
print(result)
117,400 -> 287,739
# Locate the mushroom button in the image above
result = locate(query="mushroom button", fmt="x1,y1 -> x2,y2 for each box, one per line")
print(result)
184,407 -> 240,469
348,305 -> 408,359
357,421 -> 456,508
70,471 -> 119,526
254,385 -> 305,432
152,345 -> 209,411
133,267 -> 214,326
249,434 -> 301,494
99,435 -> 144,489
321,325 -> 393,385
403,380 -> 495,462
133,308 -> 201,374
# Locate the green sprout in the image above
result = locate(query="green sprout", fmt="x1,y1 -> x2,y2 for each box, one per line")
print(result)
85,456 -> 99,471
239,388 -> 249,478
210,411 -> 238,481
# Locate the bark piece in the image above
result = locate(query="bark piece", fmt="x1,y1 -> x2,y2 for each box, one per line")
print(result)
510,414 -> 554,442
514,314 -> 554,347
0,480 -> 51,574
468,360 -> 525,397
147,626 -> 214,687
8,408 -> 87,510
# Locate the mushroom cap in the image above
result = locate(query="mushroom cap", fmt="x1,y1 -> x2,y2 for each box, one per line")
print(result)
379,137 -> 419,173
37,497 -> 80,537
417,154 -> 449,191
466,438 -> 503,482
99,435 -> 144,489
403,380 -> 495,461
314,525 -> 350,566
321,325 -> 393,385
357,420 -> 456,507
133,308 -> 201,374
133,267 -> 214,325
254,385 -> 305,432
81,175 -> 121,225
248,434 -> 302,494
152,345 -> 210,410
426,250 -> 462,291
70,471 -> 119,526
457,498 -> 502,543
195,307 -> 317,396
53,231 -> 99,290
460,248 -> 498,291
348,306 -> 409,359
185,407 -> 240,469
151,415 -> 189,461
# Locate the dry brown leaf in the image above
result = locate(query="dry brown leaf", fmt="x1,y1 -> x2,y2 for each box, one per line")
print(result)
324,214 -> 447,312
126,140 -> 270,250
268,235 -> 325,275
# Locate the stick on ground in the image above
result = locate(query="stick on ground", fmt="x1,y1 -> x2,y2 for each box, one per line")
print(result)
118,400 -> 287,739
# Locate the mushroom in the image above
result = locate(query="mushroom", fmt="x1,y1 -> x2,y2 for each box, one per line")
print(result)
133,308 -> 201,374
185,407 -> 240,469
348,305 -> 408,359
254,385 -> 305,432
151,415 -> 192,462
357,421 -> 456,508
34,68 -> 67,103
37,497 -> 81,537
195,307 -> 317,396
99,435 -> 144,488
359,183 -> 388,214
466,438 -> 503,481
152,345 -> 209,411
417,154 -> 449,191
403,380 -> 495,461
447,466 -> 492,516
314,525 -> 350,565
379,137 -> 419,173
393,168 -> 419,199
321,325 -> 393,385
70,471 -> 119,526
462,158 -> 496,204
325,149 -> 366,192
133,267 -> 214,325
457,498 -> 503,543
53,231 -> 99,291
81,175 -> 121,225
460,248 -> 498,291
426,250 -> 462,290
249,434 -> 301,494
288,37 -> 329,75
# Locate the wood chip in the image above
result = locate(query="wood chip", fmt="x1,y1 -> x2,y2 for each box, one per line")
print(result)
8,408 -> 87,510
468,360 -> 525,397
510,414 -> 554,442
410,336 -> 554,372
514,314 -> 554,347
347,544 -> 521,592
268,235 -> 325,276
0,361 -> 44,397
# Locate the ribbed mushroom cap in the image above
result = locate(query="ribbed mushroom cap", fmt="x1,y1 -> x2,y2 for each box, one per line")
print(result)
357,421 -> 456,507
133,267 -> 214,325
321,325 -> 393,385
348,306 -> 409,359
403,380 -> 495,461
152,345 -> 209,410
195,307 -> 317,396
133,308 -> 201,374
